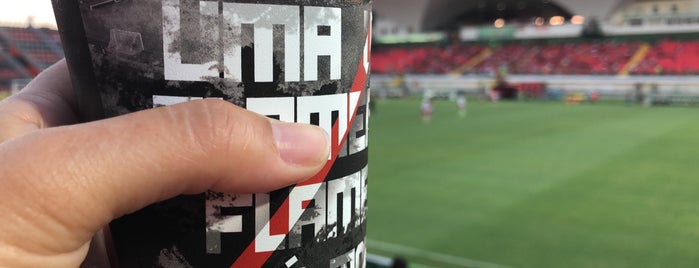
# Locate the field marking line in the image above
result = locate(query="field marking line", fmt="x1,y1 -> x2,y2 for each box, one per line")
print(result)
367,252 -> 435,268
366,253 -> 393,266
367,239 -> 515,268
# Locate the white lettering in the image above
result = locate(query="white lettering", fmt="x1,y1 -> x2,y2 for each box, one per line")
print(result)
222,3 -> 301,82
246,97 -> 295,123
153,95 -> 203,107
297,93 -> 347,155
204,170 -> 367,254
358,166 -> 368,228
288,183 -> 327,248
363,10 -> 371,75
205,194 -> 253,254
254,193 -> 286,252
155,92 -> 367,254
327,172 -> 360,239
162,1 -> 341,83
304,6 -> 342,81
162,0 -> 219,81
247,93 -> 359,159
329,240 -> 366,268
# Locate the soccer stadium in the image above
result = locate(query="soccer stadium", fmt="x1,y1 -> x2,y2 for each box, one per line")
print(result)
367,0 -> 699,267
1,0 -> 699,267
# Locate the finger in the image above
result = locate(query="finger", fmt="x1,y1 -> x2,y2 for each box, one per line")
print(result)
0,99 -> 329,267
79,231 -> 110,268
0,59 -> 78,142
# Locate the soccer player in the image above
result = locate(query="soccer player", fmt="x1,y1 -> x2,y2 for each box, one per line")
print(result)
421,98 -> 433,123
456,94 -> 467,117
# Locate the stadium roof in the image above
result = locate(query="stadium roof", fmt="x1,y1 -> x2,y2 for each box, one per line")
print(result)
374,0 -> 626,31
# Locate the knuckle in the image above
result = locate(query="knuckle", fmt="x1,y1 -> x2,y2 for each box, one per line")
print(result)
0,101 -> 40,143
171,99 -> 263,158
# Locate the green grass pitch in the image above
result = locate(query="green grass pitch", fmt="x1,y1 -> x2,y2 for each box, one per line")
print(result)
365,98 -> 699,268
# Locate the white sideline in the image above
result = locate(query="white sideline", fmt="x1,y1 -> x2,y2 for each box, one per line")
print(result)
367,239 -> 515,268
366,253 -> 393,266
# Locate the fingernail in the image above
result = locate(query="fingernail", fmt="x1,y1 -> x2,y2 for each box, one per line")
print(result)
270,120 -> 330,166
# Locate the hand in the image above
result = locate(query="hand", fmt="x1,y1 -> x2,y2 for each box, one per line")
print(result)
0,60 -> 329,268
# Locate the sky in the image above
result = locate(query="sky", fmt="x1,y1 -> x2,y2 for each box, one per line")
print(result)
0,0 -> 57,28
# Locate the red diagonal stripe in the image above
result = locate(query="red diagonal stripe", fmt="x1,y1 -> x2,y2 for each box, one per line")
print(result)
270,199 -> 290,235
230,33 -> 369,268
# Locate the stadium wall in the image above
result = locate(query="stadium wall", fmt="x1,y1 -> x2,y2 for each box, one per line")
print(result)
458,23 -> 699,41
371,74 -> 699,100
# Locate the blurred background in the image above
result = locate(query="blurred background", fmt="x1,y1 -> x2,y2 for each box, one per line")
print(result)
2,0 -> 699,267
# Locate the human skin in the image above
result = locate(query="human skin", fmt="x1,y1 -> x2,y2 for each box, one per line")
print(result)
0,60 -> 329,268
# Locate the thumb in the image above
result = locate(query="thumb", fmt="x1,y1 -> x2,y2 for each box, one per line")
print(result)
0,99 -> 329,268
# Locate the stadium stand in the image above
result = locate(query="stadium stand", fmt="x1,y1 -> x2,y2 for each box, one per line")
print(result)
36,28 -> 65,56
0,26 -> 63,95
371,38 -> 699,76
372,43 -> 488,74
0,27 -> 64,70
473,43 -> 528,74
633,39 -> 699,75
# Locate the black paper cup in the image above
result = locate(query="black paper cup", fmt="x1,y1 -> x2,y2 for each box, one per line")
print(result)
52,0 -> 372,266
